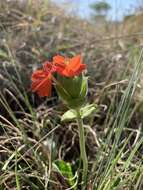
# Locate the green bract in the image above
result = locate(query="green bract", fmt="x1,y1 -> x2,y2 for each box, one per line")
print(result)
61,104 -> 97,122
55,74 -> 88,109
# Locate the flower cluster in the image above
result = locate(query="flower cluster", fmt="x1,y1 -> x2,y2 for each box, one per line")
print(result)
31,55 -> 86,97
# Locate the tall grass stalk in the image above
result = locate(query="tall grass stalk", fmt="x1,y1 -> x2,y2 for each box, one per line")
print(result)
93,48 -> 143,190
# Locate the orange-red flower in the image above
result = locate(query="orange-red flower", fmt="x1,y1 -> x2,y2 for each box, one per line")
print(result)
53,54 -> 86,77
31,55 -> 86,97
31,62 -> 56,97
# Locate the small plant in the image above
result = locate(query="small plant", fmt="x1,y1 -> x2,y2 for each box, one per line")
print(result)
31,54 -> 96,189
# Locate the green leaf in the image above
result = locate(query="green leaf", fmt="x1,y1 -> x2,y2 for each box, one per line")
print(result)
80,104 -> 97,118
0,49 -> 8,59
61,104 -> 97,122
54,160 -> 76,189
61,109 -> 76,122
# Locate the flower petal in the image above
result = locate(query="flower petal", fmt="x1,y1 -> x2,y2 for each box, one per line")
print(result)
31,70 -> 52,97
31,70 -> 45,81
43,61 -> 52,72
69,55 -> 81,68
57,55 -> 86,77
61,67 -> 75,77
69,55 -> 86,72
53,55 -> 65,64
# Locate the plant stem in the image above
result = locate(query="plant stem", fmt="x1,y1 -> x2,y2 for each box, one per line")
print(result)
76,109 -> 88,189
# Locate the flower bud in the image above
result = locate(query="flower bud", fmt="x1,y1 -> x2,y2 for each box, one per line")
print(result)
55,74 -> 88,109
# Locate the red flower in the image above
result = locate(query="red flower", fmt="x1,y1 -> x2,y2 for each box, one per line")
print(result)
31,62 -> 56,97
53,54 -> 86,77
31,55 -> 86,97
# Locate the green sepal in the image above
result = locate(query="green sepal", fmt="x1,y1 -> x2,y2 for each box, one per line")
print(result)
55,74 -> 88,109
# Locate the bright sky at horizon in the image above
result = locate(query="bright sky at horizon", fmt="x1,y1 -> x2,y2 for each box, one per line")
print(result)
53,0 -> 140,20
